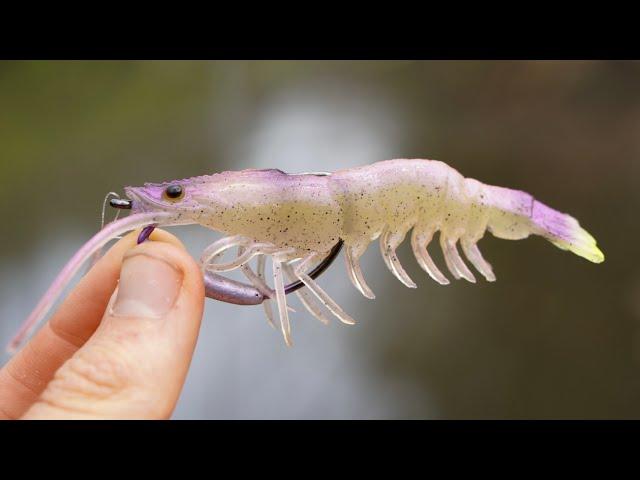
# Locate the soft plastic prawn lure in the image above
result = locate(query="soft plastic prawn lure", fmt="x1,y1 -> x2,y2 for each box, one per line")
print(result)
9,159 -> 604,351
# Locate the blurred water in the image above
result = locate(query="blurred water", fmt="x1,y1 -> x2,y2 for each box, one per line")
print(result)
1,61 -> 639,418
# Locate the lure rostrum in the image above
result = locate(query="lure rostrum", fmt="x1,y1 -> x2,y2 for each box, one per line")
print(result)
9,159 -> 604,351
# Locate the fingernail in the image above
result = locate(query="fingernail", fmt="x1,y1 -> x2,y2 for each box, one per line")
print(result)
111,253 -> 182,318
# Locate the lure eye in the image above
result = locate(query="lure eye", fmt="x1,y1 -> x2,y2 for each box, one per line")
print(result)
163,184 -> 184,201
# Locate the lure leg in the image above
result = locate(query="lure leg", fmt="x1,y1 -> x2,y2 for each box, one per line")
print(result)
439,234 -> 476,283
204,242 -> 279,273
282,262 -> 331,325
237,248 -> 276,328
379,227 -> 417,288
255,255 -> 275,327
344,243 -> 376,299
410,227 -> 450,285
202,235 -> 283,273
239,262 -> 273,298
272,256 -> 293,346
460,239 -> 496,282
293,254 -> 356,325
201,235 -> 252,269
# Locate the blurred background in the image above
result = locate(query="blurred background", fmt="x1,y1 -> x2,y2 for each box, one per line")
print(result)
0,61 -> 637,418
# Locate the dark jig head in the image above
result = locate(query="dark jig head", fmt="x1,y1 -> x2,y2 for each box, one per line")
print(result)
110,198 -> 132,209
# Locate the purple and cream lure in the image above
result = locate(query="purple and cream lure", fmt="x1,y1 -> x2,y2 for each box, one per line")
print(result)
9,159 -> 604,351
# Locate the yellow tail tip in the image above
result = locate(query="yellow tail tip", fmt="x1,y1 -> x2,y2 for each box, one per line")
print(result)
550,226 -> 604,264
530,200 -> 604,264
574,243 -> 605,264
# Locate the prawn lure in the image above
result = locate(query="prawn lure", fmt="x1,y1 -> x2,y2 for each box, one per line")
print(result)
9,159 -> 604,351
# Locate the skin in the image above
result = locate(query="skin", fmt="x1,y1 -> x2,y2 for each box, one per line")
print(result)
0,229 -> 204,419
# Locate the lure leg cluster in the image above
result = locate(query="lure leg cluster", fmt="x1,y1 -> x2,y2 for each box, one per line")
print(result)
201,235 -> 354,345
343,225 -> 495,302
293,253 -> 356,326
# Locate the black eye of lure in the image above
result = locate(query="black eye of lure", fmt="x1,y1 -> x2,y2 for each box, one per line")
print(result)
164,184 -> 184,200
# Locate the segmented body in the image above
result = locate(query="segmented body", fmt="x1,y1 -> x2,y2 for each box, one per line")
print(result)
10,159 -> 604,352
122,158 -> 603,345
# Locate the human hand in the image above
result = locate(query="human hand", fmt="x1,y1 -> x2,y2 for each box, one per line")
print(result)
0,229 -> 205,419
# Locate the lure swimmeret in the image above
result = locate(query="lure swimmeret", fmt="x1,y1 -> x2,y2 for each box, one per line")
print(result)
9,159 -> 604,351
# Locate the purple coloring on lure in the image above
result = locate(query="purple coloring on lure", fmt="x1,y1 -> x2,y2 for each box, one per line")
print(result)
137,225 -> 156,244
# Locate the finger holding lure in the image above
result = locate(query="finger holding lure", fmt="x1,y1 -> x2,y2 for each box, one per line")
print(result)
9,159 -> 604,352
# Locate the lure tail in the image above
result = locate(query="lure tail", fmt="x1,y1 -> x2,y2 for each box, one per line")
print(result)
483,185 -> 604,264
529,200 -> 604,264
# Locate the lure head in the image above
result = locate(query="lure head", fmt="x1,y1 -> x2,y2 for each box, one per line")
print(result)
112,176 -> 217,227
112,170 -> 291,232
112,169 -> 334,239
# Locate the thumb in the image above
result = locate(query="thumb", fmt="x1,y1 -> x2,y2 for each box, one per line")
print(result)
23,238 -> 205,419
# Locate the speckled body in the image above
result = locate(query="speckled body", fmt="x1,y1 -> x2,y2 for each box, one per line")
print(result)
127,161 -> 514,253
330,160 -> 478,250
124,158 -> 604,265
201,170 -> 341,255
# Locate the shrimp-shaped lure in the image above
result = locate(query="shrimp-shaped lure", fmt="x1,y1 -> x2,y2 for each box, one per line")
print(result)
9,159 -> 604,351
